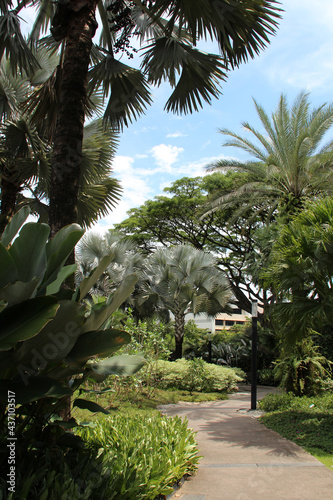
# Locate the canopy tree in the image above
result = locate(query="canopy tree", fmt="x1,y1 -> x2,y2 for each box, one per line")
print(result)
115,173 -> 273,314
136,245 -> 231,358
0,0 -> 282,235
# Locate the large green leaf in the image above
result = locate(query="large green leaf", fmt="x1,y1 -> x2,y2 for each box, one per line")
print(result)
0,242 -> 18,287
0,296 -> 59,351
46,264 -> 77,295
0,376 -> 72,404
82,273 -> 138,332
8,222 -> 50,282
12,300 -> 86,365
91,354 -> 146,377
73,398 -> 110,415
42,224 -> 84,289
78,254 -> 113,301
66,329 -> 131,366
0,278 -> 40,306
0,206 -> 30,247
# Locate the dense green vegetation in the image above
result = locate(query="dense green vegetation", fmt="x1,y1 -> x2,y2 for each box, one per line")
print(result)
2,1 -> 333,496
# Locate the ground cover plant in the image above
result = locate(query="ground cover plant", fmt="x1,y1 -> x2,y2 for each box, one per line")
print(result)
77,413 -> 200,500
259,392 -> 333,469
0,412 -> 199,499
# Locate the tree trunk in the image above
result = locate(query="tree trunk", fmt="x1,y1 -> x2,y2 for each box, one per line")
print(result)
174,311 -> 185,359
48,0 -> 99,419
0,178 -> 20,235
49,0 -> 99,237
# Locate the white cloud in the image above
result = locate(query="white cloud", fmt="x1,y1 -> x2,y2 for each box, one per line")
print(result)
135,154 -> 149,159
92,155 -> 153,231
166,132 -> 188,138
150,144 -> 184,171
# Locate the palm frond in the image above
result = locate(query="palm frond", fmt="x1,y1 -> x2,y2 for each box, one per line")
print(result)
28,0 -> 56,44
89,55 -> 152,130
150,0 -> 282,68
0,10 -> 39,74
22,64 -> 62,141
0,59 -> 30,120
77,178 -> 122,229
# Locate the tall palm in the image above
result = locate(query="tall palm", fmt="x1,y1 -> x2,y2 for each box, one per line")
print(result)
206,92 -> 333,218
0,1 -> 282,235
137,245 -> 231,358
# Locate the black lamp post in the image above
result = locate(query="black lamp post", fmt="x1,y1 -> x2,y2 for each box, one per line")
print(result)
208,319 -> 213,363
251,300 -> 258,410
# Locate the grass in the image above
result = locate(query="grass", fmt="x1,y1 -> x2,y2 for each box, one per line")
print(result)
259,392 -> 333,470
72,385 -> 228,422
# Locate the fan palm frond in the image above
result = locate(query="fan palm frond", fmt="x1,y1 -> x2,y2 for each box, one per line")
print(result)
150,0 -> 282,68
89,55 -> 152,130
0,9 -> 39,74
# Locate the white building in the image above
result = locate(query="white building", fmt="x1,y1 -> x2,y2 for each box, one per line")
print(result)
185,307 -> 251,331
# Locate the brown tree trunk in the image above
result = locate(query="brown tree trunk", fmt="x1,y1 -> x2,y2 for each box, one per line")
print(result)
0,178 -> 20,235
48,0 -> 99,419
49,0 -> 99,237
174,310 -> 185,359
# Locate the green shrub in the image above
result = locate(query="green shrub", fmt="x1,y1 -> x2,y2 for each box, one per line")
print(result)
258,368 -> 276,386
259,392 -> 333,413
259,392 -> 297,412
77,413 -> 200,499
118,314 -> 171,361
0,445 -> 110,500
274,338 -> 332,396
142,359 -> 244,393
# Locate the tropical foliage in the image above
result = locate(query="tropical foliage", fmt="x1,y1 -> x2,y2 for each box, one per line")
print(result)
262,197 -> 333,345
0,209 -> 144,460
115,174 -> 264,313
273,338 -> 332,397
142,358 -> 244,393
0,412 -> 200,499
0,59 -> 121,232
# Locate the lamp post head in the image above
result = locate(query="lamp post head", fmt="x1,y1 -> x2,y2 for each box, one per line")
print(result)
252,300 -> 258,318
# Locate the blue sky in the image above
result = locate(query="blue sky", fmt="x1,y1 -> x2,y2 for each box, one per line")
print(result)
96,0 -> 333,231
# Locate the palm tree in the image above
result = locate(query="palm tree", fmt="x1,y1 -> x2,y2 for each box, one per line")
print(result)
0,59 -> 121,231
137,245 -> 231,358
262,196 -> 333,346
206,92 -> 333,218
0,1 -> 282,235
76,230 -> 144,296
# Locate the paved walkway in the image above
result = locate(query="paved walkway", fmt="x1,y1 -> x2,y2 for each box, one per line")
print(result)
162,386 -> 333,500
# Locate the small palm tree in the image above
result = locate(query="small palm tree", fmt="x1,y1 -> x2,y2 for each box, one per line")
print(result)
76,230 -> 144,297
206,92 -> 333,218
137,245 -> 231,358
